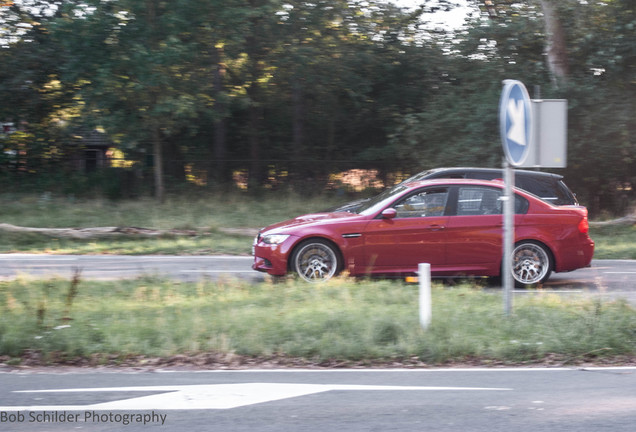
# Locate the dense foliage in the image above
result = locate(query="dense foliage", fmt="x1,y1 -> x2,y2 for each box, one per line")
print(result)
0,0 -> 634,215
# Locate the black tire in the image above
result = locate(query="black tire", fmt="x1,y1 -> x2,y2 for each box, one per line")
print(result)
291,239 -> 342,282
511,241 -> 553,287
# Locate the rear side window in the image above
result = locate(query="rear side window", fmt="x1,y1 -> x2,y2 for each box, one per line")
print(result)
556,180 -> 578,205
455,186 -> 528,216
517,176 -> 575,205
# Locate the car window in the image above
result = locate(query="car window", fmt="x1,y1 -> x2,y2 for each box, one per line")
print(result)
556,180 -> 578,205
516,176 -> 557,202
457,187 -> 503,215
516,175 -> 576,205
401,168 -> 577,206
356,184 -> 409,214
455,186 -> 529,216
393,188 -> 449,218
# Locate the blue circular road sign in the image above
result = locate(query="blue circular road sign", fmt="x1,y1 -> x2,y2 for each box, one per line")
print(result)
500,80 -> 533,166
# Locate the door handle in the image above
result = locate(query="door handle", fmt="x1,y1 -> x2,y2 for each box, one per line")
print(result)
429,224 -> 445,231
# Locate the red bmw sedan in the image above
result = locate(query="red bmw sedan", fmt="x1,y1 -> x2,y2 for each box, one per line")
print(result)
252,179 -> 594,286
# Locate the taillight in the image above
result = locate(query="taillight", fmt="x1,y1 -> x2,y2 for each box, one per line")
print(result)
578,216 -> 589,234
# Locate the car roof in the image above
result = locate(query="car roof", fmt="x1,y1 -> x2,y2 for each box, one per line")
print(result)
423,167 -> 563,180
406,178 -> 498,188
404,178 -> 535,196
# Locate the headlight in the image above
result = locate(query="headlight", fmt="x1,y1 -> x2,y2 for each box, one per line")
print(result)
261,234 -> 290,245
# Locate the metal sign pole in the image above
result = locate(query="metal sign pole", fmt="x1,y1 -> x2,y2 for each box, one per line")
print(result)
500,79 -> 531,316
499,79 -> 567,314
503,160 -> 515,316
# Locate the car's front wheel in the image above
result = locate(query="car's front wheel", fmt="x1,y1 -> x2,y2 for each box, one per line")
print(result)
291,239 -> 341,282
511,241 -> 553,286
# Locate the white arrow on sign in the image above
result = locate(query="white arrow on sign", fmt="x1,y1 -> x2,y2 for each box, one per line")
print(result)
506,98 -> 527,146
2,383 -> 512,410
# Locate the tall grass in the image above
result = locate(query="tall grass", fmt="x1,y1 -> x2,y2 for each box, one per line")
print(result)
590,224 -> 636,259
0,192 -> 343,230
1,276 -> 634,366
0,192 -> 345,254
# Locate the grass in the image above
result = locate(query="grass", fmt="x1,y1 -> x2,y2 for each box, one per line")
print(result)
0,192 -> 633,258
1,276 -> 634,366
589,224 -> 636,259
0,230 -> 253,255
0,192 -> 344,255
0,191 -> 342,229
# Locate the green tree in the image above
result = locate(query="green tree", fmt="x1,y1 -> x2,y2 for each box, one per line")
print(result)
0,0 -> 80,184
51,0 -> 255,199
265,1 -> 440,186
391,0 -> 635,214
561,0 -> 635,215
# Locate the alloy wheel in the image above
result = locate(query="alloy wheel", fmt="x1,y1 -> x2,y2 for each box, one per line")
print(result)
512,242 -> 551,285
293,241 -> 339,282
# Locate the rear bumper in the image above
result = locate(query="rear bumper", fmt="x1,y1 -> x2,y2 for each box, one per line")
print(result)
556,239 -> 595,272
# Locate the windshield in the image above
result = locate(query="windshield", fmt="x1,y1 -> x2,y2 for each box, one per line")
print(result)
328,170 -> 438,213
356,184 -> 409,215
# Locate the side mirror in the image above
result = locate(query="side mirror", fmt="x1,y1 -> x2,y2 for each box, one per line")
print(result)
381,208 -> 397,219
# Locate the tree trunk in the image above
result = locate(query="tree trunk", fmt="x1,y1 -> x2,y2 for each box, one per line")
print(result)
211,45 -> 228,184
146,0 -> 164,202
292,78 -> 304,160
246,0 -> 263,191
152,126 -> 165,203
248,89 -> 263,190
164,138 -> 186,182
291,77 -> 304,183
540,0 -> 569,86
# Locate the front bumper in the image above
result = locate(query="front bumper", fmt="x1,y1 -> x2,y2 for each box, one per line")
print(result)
252,235 -> 297,276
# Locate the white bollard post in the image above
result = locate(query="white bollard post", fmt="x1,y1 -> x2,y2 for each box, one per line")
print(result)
418,263 -> 432,329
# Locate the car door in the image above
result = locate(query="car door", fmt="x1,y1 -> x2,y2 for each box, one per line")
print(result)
362,187 -> 450,272
444,186 -> 504,272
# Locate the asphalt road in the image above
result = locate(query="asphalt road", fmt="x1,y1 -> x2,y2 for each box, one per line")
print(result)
1,254 -> 635,289
0,254 -> 261,283
1,368 -> 635,431
1,255 -> 636,305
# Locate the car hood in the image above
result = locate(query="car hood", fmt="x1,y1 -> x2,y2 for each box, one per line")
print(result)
260,212 -> 365,234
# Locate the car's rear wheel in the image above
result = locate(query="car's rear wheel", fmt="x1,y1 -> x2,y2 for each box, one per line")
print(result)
291,239 -> 341,282
511,241 -> 553,286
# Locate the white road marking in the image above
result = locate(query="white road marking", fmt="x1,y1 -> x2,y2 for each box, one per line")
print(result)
2,383 -> 511,411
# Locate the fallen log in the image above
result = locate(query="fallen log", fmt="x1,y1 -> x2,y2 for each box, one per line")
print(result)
589,214 -> 636,227
0,223 -> 198,239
